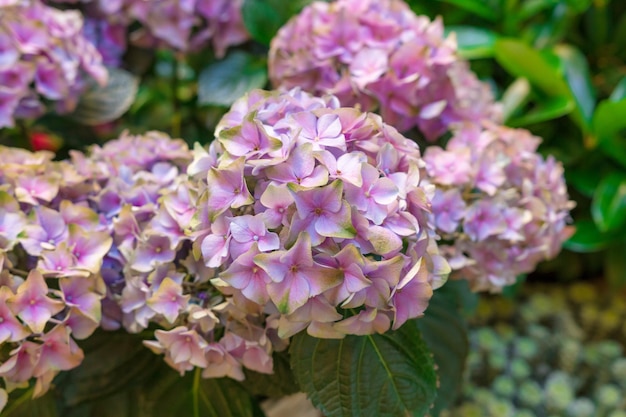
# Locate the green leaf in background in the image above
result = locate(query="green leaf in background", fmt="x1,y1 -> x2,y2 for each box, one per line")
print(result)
564,219 -> 621,253
243,351 -> 300,398
242,0 -> 319,46
446,26 -> 498,59
518,0 -> 560,21
144,369 -> 263,417
70,68 -> 139,126
417,281 -> 471,416
494,39 -> 571,98
508,96 -> 574,127
593,98 -> 626,167
290,321 -> 437,417
198,51 -> 268,107
501,78 -> 531,122
609,77 -> 626,102
553,44 -> 596,130
591,172 -> 626,232
242,0 -> 285,46
435,0 -> 499,20
2,389 -> 59,417
59,332 -> 158,407
565,150 -> 616,197
604,240 -> 626,288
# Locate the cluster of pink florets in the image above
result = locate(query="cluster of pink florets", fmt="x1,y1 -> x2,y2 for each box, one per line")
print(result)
191,88 -> 449,339
49,0 -> 249,59
422,121 -> 575,291
268,0 -> 500,141
0,0 -> 107,128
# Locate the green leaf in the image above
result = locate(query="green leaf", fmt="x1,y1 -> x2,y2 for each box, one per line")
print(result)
435,0 -> 498,20
564,219 -> 620,253
494,38 -> 571,98
243,351 -> 300,398
446,26 -> 498,59
609,77 -> 626,102
591,172 -> 626,232
605,240 -> 626,288
198,51 -> 268,107
290,322 -> 437,417
143,369 -> 262,417
59,332 -> 159,407
594,98 -> 626,167
242,0 -> 285,46
553,44 -> 596,130
517,0 -> 560,21
501,78 -> 531,122
417,282 -> 471,416
508,96 -> 574,126
565,150 -> 616,197
70,68 -> 139,125
2,389 -> 59,417
242,0 -> 318,45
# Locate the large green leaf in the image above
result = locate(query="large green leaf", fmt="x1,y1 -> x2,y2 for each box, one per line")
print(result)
242,0 -> 319,46
2,389 -> 59,417
564,219 -> 621,253
446,26 -> 498,59
243,351 -> 300,398
609,77 -> 626,102
594,98 -> 626,167
494,39 -> 571,98
142,369 -> 263,417
553,44 -> 596,130
591,172 -> 626,232
70,68 -> 139,125
508,96 -> 574,127
59,332 -> 158,407
416,281 -> 471,416
197,51 -> 268,107
435,0 -> 498,20
290,322 -> 437,417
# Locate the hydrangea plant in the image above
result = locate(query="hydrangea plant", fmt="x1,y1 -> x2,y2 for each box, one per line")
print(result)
422,121 -> 575,291
268,0 -> 501,141
0,0 -> 107,127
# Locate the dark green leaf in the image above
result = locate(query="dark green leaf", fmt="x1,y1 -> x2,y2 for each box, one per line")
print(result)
197,51 -> 268,107
2,389 -> 59,417
564,219 -> 620,252
70,68 -> 139,125
565,151 -> 616,197
435,0 -> 498,20
417,282 -> 471,416
242,0 -> 285,46
604,240 -> 626,288
591,172 -> 626,232
243,351 -> 299,398
594,98 -> 626,167
508,96 -> 574,126
609,77 -> 626,102
290,322 -> 437,417
60,332 -> 158,407
553,44 -> 596,130
494,38 -> 571,98
518,0 -> 560,21
143,368 -> 261,417
445,26 -> 498,59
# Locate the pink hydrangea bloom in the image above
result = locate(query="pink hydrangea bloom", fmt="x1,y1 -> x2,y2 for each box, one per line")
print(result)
191,88 -> 449,337
423,121 -> 575,291
0,0 -> 107,127
269,0 -> 501,141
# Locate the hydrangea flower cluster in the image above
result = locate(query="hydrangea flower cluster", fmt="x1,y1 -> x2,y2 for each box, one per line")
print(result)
0,146 -> 109,398
422,121 -> 575,292
268,0 -> 500,141
49,0 -> 249,58
0,0 -> 107,128
190,87 -> 450,340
